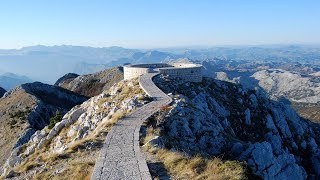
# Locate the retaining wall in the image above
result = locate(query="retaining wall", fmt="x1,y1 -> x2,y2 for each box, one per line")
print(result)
159,66 -> 202,82
123,66 -> 151,80
123,63 -> 203,82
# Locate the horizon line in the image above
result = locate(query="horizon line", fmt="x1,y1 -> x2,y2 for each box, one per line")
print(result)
1,42 -> 320,50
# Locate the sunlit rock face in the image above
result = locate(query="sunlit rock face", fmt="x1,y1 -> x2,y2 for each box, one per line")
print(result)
153,75 -> 320,179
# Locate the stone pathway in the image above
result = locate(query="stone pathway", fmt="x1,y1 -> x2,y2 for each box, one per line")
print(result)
91,73 -> 172,180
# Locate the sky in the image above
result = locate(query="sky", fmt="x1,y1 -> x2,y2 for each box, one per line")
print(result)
0,0 -> 319,49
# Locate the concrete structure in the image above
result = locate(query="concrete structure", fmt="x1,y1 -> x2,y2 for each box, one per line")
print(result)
123,63 -> 203,82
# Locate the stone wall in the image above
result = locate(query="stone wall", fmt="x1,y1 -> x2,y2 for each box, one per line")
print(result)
123,63 -> 203,82
130,63 -> 173,68
123,66 -> 150,80
159,66 -> 202,82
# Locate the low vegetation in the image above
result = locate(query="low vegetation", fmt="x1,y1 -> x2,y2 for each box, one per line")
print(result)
8,107 -> 32,121
48,110 -> 63,129
142,126 -> 248,180
34,160 -> 94,180
149,148 -> 247,180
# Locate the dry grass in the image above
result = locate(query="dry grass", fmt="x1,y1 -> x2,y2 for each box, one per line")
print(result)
160,105 -> 172,112
111,110 -> 125,121
145,147 -> 247,180
0,90 -> 37,166
33,160 -> 94,180
13,145 -> 97,180
14,149 -> 44,172
142,125 -> 248,180
141,126 -> 161,146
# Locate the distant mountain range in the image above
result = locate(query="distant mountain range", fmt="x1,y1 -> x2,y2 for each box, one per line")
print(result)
0,73 -> 32,90
0,45 -> 177,84
0,44 -> 320,86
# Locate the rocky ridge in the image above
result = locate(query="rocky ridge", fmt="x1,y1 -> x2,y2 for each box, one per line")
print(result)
147,75 -> 320,179
54,73 -> 79,86
56,67 -> 124,97
0,82 -> 87,172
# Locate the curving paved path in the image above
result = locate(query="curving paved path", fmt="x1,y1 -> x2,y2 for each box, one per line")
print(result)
91,73 -> 172,180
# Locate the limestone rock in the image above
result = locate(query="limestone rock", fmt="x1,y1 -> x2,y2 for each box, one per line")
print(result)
240,142 -> 306,179
153,76 -> 320,178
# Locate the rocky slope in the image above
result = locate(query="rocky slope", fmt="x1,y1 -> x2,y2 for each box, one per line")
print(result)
142,75 -> 320,179
206,60 -> 320,123
0,87 -> 6,97
56,67 -> 123,97
1,78 -> 151,179
250,69 -> 320,122
0,82 -> 87,172
252,69 -> 320,103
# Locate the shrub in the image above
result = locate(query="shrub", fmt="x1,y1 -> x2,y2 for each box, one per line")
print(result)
48,110 -> 63,129
9,109 -> 31,121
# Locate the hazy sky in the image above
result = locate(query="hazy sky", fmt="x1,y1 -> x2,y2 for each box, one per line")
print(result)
0,0 -> 319,49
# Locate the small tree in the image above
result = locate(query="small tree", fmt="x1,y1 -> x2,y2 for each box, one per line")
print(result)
48,110 -> 63,129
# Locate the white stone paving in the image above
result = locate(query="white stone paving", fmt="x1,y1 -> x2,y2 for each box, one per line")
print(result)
91,73 -> 172,180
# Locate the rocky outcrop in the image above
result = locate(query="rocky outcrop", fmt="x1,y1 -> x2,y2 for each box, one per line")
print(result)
153,75 -> 320,179
239,142 -> 306,179
15,82 -> 88,147
0,82 -> 87,168
54,73 -> 79,86
0,87 -> 6,97
57,67 -> 124,97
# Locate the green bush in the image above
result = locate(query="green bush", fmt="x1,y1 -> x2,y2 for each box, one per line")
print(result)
9,109 -> 31,121
48,110 -> 63,129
